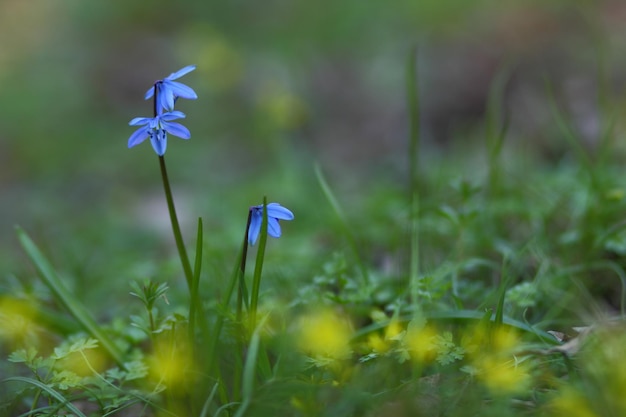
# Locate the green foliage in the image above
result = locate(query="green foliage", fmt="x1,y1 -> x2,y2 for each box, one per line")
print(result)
4,4 -> 626,413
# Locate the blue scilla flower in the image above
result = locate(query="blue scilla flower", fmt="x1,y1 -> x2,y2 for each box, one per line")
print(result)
145,65 -> 198,112
128,111 -> 191,156
248,203 -> 294,245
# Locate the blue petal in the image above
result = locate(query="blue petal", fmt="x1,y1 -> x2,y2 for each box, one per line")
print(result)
129,117 -> 151,126
166,80 -> 198,100
128,126 -> 149,148
248,211 -> 262,245
167,65 -> 196,80
145,84 -> 158,100
267,217 -> 282,238
160,111 -> 186,121
150,130 -> 167,156
162,121 -> 191,139
266,203 -> 294,220
158,86 -> 176,111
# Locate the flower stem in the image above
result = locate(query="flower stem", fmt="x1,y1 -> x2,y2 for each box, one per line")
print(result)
158,155 -> 193,292
237,210 -> 252,322
249,198 -> 268,332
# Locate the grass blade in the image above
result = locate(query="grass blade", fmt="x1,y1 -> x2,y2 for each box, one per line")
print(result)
15,227 -> 124,367
189,217 -> 203,342
406,46 -> 421,307
314,164 -> 368,283
3,376 -> 88,417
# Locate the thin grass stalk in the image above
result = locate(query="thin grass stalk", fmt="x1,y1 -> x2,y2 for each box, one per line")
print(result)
406,46 -> 421,308
314,164 -> 369,283
485,62 -> 511,193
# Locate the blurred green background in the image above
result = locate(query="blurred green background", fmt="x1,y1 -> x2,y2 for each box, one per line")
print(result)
2,0 -> 626,311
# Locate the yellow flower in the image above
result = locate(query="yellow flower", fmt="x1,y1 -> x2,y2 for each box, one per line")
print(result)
404,324 -> 437,364
297,309 -> 353,361
384,319 -> 404,341
59,347 -> 108,377
147,338 -> 193,390
548,387 -> 599,417
0,296 -> 39,348
367,333 -> 389,353
475,356 -> 531,396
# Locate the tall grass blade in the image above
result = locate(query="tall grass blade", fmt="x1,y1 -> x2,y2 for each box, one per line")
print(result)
15,227 -> 125,367
406,46 -> 421,307
3,376 -> 88,417
189,217 -> 203,342
314,164 -> 368,282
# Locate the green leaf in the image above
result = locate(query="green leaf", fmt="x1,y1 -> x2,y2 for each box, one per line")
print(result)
8,347 -> 38,364
51,370 -> 84,390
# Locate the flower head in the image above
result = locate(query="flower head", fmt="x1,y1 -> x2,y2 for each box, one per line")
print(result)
127,111 -> 190,156
145,65 -> 198,112
248,202 -> 294,245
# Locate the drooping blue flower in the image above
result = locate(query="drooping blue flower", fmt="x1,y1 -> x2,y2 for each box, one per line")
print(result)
128,111 -> 191,156
248,203 -> 294,245
145,65 -> 198,112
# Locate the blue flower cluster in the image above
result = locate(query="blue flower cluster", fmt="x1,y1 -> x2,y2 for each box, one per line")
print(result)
128,65 -> 198,156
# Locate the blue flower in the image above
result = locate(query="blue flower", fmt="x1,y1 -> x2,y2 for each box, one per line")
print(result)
248,203 -> 294,245
128,111 -> 191,156
145,65 -> 198,112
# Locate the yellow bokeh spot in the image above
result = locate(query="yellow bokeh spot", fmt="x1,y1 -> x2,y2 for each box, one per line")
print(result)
462,324 -> 520,357
475,356 -> 531,396
147,339 -> 193,389
579,326 -> 626,414
384,319 -> 404,341
404,324 -> 437,364
258,82 -> 308,131
548,387 -> 599,417
367,333 -> 390,354
297,309 -> 353,361
59,348 -> 108,377
0,296 -> 39,347
491,327 -> 520,353
606,188 -> 625,201
197,37 -> 243,92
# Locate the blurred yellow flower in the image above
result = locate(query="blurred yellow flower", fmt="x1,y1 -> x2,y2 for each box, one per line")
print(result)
548,387 -> 599,417
384,319 -> 404,341
404,324 -> 437,364
0,296 -> 39,347
462,324 -> 532,395
475,356 -> 531,395
367,333 -> 389,354
60,347 -> 108,377
297,309 -> 353,361
147,339 -> 193,389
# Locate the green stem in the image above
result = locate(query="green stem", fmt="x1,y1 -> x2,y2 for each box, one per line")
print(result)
237,211 -> 252,322
249,198 -> 268,332
158,155 -> 194,292
406,46 -> 421,307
